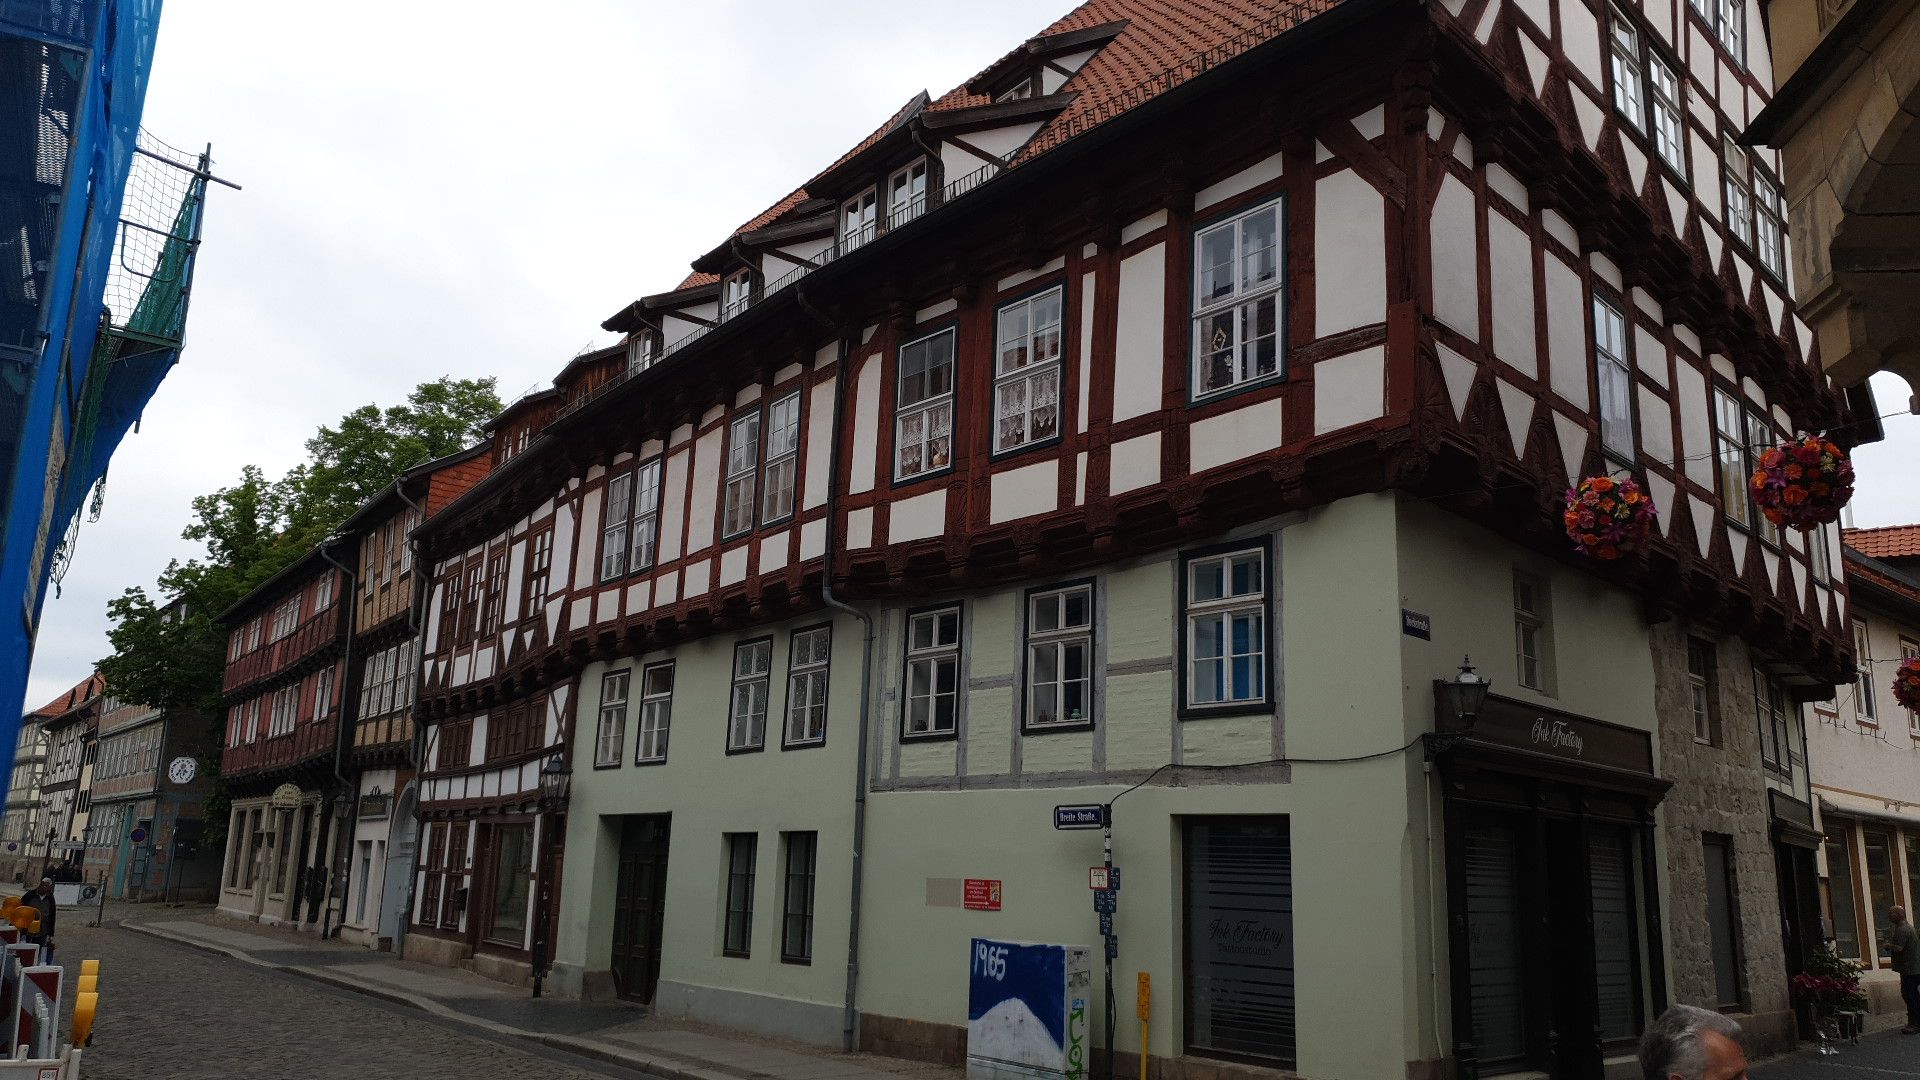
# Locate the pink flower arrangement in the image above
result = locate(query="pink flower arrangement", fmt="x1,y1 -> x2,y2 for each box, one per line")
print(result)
1563,476 -> 1657,560
1750,435 -> 1854,531
1894,656 -> 1920,714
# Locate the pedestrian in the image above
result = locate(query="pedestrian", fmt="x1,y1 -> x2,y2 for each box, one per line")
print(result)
1638,1004 -> 1746,1080
1884,904 -> 1920,1034
19,876 -> 55,960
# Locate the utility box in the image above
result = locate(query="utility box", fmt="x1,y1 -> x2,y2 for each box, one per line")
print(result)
967,939 -> 1092,1080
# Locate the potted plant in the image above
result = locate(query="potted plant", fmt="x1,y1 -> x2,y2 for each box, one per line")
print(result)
1893,656 -> 1920,714
1750,435 -> 1855,531
1793,941 -> 1868,1042
1563,475 -> 1657,560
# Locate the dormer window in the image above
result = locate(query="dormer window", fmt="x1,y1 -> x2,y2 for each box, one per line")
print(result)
722,270 -> 753,320
842,189 -> 877,251
995,77 -> 1036,103
887,160 -> 928,229
627,331 -> 658,373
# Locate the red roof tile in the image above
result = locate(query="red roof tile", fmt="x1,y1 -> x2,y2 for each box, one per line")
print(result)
28,672 -> 104,719
1845,525 -> 1920,562
676,271 -> 720,290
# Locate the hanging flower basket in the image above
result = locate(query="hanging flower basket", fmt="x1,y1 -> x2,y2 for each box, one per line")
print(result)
1563,476 -> 1657,560
1750,435 -> 1855,531
1894,656 -> 1920,714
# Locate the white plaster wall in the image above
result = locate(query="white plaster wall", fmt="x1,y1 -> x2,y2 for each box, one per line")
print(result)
1314,346 -> 1386,435
1112,244 -> 1167,422
850,355 -> 881,495
1430,175 -> 1479,341
1488,214 -> 1538,376
658,449 -> 690,565
889,491 -> 945,544
1315,170 -> 1387,337
1189,396 -> 1285,473
988,461 -> 1058,524
803,377 -> 834,511
686,429 -> 722,556
1109,432 -> 1161,495
1196,150 -> 1284,213
1544,255 -> 1590,410
1673,360 -> 1716,490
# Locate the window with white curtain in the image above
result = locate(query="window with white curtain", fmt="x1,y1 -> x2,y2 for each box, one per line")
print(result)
994,287 -> 1064,453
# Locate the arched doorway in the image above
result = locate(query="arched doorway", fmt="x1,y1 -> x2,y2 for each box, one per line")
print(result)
380,782 -> 418,948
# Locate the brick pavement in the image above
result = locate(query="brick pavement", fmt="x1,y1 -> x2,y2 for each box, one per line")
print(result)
48,916 -> 660,1078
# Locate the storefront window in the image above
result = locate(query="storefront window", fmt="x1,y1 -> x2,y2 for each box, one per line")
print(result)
487,824 -> 533,946
1184,817 -> 1294,1068
1463,822 -> 1526,1065
1826,829 -> 1861,960
1591,828 -> 1643,1039
1864,830 -> 1900,958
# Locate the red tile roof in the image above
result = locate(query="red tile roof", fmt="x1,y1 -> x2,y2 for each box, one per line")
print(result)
675,271 -> 720,290
1844,525 -> 1920,562
28,672 -> 104,719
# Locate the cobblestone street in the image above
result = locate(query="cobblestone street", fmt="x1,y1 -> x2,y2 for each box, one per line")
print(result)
50,918 -> 651,1079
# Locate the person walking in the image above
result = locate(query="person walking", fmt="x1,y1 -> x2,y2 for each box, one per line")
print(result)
19,876 -> 55,960
1885,905 -> 1920,1034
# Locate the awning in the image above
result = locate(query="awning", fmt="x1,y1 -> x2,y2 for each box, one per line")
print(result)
1818,789 -> 1920,832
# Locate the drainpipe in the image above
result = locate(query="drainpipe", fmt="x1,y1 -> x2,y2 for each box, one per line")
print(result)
910,123 -> 943,211
796,282 -> 875,1053
316,540 -> 360,939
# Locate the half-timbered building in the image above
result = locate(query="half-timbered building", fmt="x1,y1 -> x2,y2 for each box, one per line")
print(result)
412,0 -> 1872,1075
215,545 -> 350,928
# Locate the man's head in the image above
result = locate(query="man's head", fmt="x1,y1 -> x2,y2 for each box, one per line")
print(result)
1639,1005 -> 1747,1080
36,878 -> 50,890
1892,905 -> 1908,926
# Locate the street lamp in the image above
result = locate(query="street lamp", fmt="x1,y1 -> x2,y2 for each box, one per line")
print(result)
1439,655 -> 1492,728
531,753 -> 572,998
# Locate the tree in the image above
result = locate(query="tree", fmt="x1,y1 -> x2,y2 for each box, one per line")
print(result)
95,378 -> 502,845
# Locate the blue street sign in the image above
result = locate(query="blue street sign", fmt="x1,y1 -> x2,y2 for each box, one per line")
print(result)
1054,804 -> 1106,830
129,827 -> 147,844
1107,867 -> 1120,891
1098,911 -> 1113,936
1093,889 -> 1117,914
1105,936 -> 1118,959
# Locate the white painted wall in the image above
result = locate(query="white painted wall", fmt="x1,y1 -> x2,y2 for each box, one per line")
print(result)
1112,244 -> 1166,422
1314,170 -> 1387,337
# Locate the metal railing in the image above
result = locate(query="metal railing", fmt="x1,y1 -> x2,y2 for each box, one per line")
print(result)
546,0 -> 1343,430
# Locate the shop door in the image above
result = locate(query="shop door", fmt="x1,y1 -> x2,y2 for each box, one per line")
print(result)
611,816 -> 670,1005
1461,820 -> 1528,1070
1182,816 -> 1294,1069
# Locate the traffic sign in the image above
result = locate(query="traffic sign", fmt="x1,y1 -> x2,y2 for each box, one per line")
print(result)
129,827 -> 147,844
1093,889 -> 1116,914
1089,867 -> 1109,890
1054,804 -> 1106,830
1108,867 -> 1121,891
1098,911 -> 1113,936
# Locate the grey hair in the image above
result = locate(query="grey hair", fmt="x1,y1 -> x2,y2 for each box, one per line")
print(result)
1639,1005 -> 1741,1080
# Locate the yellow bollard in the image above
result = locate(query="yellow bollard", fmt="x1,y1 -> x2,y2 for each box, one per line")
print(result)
80,959 -> 99,978
76,975 -> 96,996
1136,972 -> 1151,1080
71,992 -> 96,1049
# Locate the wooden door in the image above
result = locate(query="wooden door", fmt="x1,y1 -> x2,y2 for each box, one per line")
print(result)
610,816 -> 669,1004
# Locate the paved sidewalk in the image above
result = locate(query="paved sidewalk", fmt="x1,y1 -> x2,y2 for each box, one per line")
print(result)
1754,1026 -> 1920,1079
118,906 -> 959,1080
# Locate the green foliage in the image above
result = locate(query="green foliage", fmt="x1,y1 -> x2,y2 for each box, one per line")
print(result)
95,377 -> 502,822
1793,940 -> 1869,1015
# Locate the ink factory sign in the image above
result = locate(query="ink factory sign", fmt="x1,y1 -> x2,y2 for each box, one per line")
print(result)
1436,690 -> 1654,776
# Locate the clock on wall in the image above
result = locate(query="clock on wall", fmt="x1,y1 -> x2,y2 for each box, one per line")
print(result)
167,756 -> 197,785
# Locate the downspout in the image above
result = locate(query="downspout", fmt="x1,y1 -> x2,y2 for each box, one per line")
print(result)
910,123 -> 943,211
796,282 -> 874,1053
316,540 -> 359,939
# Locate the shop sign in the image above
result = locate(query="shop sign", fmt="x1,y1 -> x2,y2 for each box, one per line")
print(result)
270,783 -> 304,810
359,788 -> 391,820
964,879 -> 1003,911
1401,609 -> 1432,640
1437,691 -> 1653,776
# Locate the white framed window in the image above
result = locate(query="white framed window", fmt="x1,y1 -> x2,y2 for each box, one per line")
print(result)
1754,174 -> 1786,278
525,529 -> 553,613
895,329 -> 955,480
1810,522 -> 1832,581
1688,638 -> 1720,744
1723,136 -> 1752,248
1593,295 -> 1634,457
1710,0 -> 1743,64
722,269 -> 752,320
1183,545 -> 1268,709
480,548 -> 507,637
245,698 -> 261,742
627,330 -> 658,373
785,625 -> 831,747
887,159 -> 928,229
630,458 -> 662,571
994,287 -> 1064,453
728,640 -> 772,753
762,391 -> 801,523
601,472 -> 633,581
270,596 -> 300,642
1752,668 -> 1789,769
315,665 -> 334,722
1648,57 -> 1686,177
903,606 -> 961,738
315,571 -> 334,611
1025,582 -> 1093,730
1192,199 -> 1283,398
1609,9 -> 1644,131
1514,571 -> 1551,692
994,77 -> 1035,103
1713,388 -> 1752,528
1743,407 -> 1780,545
723,411 -> 762,539
1854,620 -> 1877,723
841,188 -> 877,250
596,670 -> 629,767
637,662 -> 674,763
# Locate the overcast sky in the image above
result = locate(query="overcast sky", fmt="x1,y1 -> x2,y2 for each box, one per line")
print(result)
21,0 -> 1920,710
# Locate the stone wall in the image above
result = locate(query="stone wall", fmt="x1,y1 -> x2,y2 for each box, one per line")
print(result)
1650,623 -> 1798,1055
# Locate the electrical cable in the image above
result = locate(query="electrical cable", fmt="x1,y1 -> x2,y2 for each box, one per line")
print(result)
1109,730 -> 1431,807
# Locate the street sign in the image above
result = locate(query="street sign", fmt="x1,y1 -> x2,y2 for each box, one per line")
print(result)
166,756 -> 196,785
1093,889 -> 1116,914
1089,867 -> 1109,890
1107,867 -> 1121,891
963,879 -> 1003,911
1098,912 -> 1113,936
1053,804 -> 1106,830
128,827 -> 147,844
